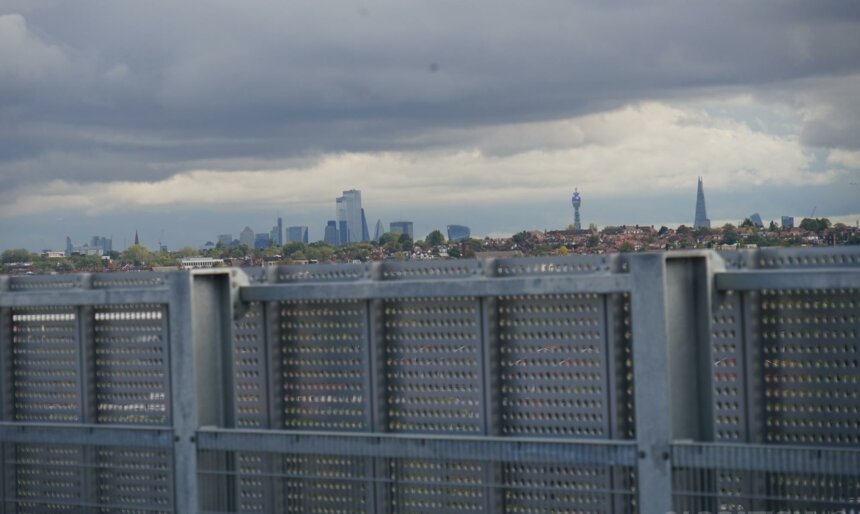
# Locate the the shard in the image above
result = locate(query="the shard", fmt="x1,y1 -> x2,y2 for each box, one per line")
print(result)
693,177 -> 711,230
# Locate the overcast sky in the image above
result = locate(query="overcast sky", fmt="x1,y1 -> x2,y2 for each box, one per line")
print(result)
1,1 -> 859,250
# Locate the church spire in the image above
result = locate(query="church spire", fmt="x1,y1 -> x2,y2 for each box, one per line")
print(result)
134,230 -> 139,246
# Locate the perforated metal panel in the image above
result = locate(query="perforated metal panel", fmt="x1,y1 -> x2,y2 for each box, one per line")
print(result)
711,291 -> 747,443
231,302 -> 272,513
281,454 -> 369,513
383,297 -> 483,434
94,304 -> 170,425
708,290 -> 755,512
95,446 -> 174,514
233,302 -> 269,429
503,462 -> 619,514
498,293 -> 608,437
6,307 -> 85,513
672,443 -> 860,514
494,255 -> 615,276
706,249 -> 860,512
609,293 -> 635,440
9,444 -> 85,513
389,459 -> 485,512
759,288 -> 860,446
280,300 -> 369,431
497,293 -> 616,513
10,307 -> 81,423
278,263 -> 370,283
381,296 -> 484,512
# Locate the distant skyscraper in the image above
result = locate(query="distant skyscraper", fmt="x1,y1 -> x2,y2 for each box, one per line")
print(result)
373,219 -> 385,241
571,189 -> 582,230
360,208 -> 370,242
748,213 -> 764,228
693,177 -> 711,230
276,217 -> 283,246
339,221 -> 349,244
239,226 -> 255,247
90,236 -> 112,254
390,221 -> 414,239
217,234 -> 233,247
324,221 -> 340,245
254,233 -> 270,250
287,226 -> 309,243
447,225 -> 471,242
335,189 -> 366,243
65,236 -> 72,257
781,216 -> 794,229
270,225 -> 280,246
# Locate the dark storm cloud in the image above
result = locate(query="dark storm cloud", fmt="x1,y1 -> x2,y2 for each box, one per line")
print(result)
1,0 -> 859,195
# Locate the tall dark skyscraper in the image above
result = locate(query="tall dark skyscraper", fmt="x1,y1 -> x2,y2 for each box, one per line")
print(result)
693,177 -> 711,230
571,189 -> 582,230
324,221 -> 340,245
360,208 -> 370,242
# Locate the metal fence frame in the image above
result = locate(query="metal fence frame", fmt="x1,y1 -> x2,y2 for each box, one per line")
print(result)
0,247 -> 858,513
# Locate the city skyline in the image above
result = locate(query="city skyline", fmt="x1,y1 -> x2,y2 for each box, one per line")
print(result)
19,178 -> 859,253
1,3 -> 859,250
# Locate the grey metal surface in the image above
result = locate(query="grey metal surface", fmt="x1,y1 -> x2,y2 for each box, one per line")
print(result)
197,431 -> 638,514
241,274 -> 633,302
673,442 -> 860,513
629,254 -> 673,514
0,273 -> 178,513
0,249 -> 858,513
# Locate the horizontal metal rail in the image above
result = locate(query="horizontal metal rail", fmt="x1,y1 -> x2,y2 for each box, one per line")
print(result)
196,427 -> 638,466
715,269 -> 860,291
0,421 -> 174,447
0,287 -> 171,307
672,442 -> 860,475
241,273 -> 633,301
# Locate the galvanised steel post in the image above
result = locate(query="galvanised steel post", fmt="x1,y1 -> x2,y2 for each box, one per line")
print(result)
629,254 -> 673,514
168,271 -> 198,513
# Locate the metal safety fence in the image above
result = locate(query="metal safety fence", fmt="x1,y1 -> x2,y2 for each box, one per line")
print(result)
0,247 -> 858,513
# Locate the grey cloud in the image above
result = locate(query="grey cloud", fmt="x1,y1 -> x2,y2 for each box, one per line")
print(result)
796,75 -> 860,150
1,0 -> 859,199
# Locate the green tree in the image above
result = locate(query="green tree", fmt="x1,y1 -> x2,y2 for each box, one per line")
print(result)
230,244 -> 250,259
70,254 -> 104,270
398,233 -> 413,251
121,244 -> 153,265
657,226 -> 669,236
721,224 -> 738,245
799,217 -> 831,234
283,241 -> 307,256
425,230 -> 445,246
1,248 -> 33,263
619,242 -> 635,253
378,232 -> 398,245
740,218 -> 754,228
175,246 -> 199,258
511,231 -> 527,245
